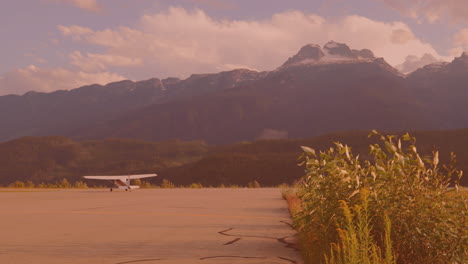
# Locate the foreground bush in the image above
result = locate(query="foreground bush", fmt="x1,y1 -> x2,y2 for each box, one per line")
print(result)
296,131 -> 467,264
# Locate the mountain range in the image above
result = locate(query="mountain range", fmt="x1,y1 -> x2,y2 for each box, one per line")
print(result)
1,41 -> 467,144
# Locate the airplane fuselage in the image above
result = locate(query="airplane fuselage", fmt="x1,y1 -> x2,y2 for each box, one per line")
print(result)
112,178 -> 140,191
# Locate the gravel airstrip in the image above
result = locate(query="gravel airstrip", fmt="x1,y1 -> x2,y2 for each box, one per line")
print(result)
0,188 -> 302,264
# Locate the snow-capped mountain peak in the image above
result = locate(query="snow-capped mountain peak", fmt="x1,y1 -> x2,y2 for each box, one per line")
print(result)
280,44 -> 325,68
279,41 -> 376,69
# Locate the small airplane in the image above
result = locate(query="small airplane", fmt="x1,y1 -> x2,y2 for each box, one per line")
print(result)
83,174 -> 157,192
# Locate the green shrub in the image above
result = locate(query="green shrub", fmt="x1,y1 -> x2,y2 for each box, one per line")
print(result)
73,181 -> 88,189
57,179 -> 72,188
9,181 -> 25,188
140,181 -> 153,188
297,131 -> 467,264
133,178 -> 142,186
25,180 -> 35,188
160,179 -> 175,188
247,180 -> 261,188
188,183 -> 203,188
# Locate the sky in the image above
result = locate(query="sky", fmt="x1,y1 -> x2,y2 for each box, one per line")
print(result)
1,0 -> 468,95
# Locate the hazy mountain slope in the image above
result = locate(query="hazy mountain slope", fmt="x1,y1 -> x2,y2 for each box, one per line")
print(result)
0,79 -> 165,141
0,69 -> 263,141
79,44 -> 468,144
0,42 -> 467,144
406,52 -> 468,130
81,53 -> 426,144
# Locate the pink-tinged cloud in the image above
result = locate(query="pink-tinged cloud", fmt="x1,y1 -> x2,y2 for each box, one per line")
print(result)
391,29 -> 415,44
380,0 -> 468,23
454,29 -> 468,48
450,28 -> 468,56
396,53 -> 443,74
0,65 -> 125,96
52,0 -> 102,13
58,25 -> 93,37
58,7 -> 440,80
186,0 -> 235,10
69,51 -> 143,72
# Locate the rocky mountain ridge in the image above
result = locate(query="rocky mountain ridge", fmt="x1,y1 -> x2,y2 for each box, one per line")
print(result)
0,41 -> 467,143
280,41 -> 376,69
0,68 -> 265,141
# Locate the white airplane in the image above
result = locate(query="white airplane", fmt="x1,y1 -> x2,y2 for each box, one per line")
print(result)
83,174 -> 157,192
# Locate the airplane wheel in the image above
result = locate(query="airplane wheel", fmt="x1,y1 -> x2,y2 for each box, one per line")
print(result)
110,188 -> 113,192
125,189 -> 128,191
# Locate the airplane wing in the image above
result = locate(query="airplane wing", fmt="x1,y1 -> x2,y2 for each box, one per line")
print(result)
83,174 -> 157,180
128,174 -> 157,179
83,175 -> 125,180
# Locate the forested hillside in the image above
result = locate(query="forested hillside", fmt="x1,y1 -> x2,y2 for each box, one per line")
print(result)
159,130 -> 468,186
0,137 -> 209,185
1,129 -> 467,186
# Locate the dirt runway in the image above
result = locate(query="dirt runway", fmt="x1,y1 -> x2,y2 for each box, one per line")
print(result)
0,188 -> 302,264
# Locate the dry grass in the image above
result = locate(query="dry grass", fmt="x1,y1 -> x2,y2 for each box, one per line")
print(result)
281,188 -> 322,263
282,190 -> 302,216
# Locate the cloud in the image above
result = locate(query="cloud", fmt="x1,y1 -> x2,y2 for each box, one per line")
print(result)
185,0 -> 235,10
391,29 -> 415,44
396,53 -> 443,74
58,25 -> 93,38
52,0 -> 102,13
69,51 -> 143,72
448,28 -> 468,56
454,28 -> 468,48
57,7 -> 440,80
0,65 -> 125,96
380,0 -> 468,23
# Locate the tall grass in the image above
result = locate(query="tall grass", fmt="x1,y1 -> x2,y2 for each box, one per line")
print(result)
295,131 -> 467,264
324,189 -> 396,264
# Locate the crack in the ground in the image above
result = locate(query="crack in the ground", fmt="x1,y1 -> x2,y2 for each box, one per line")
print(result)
280,220 -> 294,229
114,259 -> 164,264
223,237 -> 241,245
213,221 -> 300,263
200,256 -> 267,260
277,236 -> 298,251
218,227 -> 278,240
218,224 -> 299,251
278,256 -> 299,264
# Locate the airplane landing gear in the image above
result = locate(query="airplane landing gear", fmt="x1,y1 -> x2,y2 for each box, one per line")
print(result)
110,188 -> 113,192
